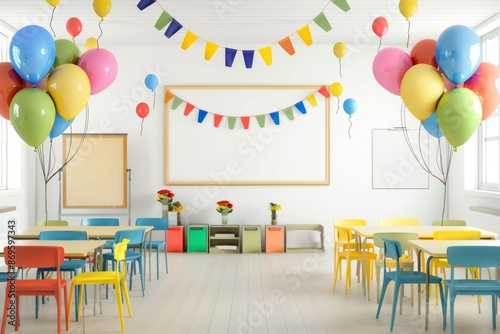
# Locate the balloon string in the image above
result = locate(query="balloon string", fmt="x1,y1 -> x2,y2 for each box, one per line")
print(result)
72,37 -> 75,44
49,6 -> 56,37
377,38 -> 382,53
347,115 -> 352,139
339,59 -> 342,79
97,19 -> 104,50
336,97 -> 340,114
140,118 -> 144,136
406,20 -> 411,48
153,90 -> 156,109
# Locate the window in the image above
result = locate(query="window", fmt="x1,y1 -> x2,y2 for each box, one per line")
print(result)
478,26 -> 500,191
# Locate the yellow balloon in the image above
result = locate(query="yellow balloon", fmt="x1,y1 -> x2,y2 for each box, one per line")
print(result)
93,0 -> 112,19
85,37 -> 98,50
399,0 -> 418,20
400,64 -> 444,121
46,0 -> 61,6
47,64 -> 91,120
333,42 -> 346,59
330,82 -> 343,97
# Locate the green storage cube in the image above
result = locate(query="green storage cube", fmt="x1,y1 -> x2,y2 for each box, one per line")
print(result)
242,226 -> 261,253
188,225 -> 208,252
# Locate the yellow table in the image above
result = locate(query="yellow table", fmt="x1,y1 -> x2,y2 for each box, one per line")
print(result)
409,239 -> 500,330
0,239 -> 105,260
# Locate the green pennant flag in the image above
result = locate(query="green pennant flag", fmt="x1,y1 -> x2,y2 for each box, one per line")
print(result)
283,107 -> 294,120
171,96 -> 183,110
331,0 -> 351,12
228,117 -> 237,129
155,11 -> 173,30
256,115 -> 266,128
313,13 -> 332,32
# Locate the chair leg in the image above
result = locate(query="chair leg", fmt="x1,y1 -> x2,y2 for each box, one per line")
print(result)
389,282 -> 401,332
333,258 -> 342,290
492,295 -> 497,329
115,281 -> 125,332
376,277 -> 389,319
164,247 -> 168,274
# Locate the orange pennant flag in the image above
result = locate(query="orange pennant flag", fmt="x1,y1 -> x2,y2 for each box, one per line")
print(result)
181,31 -> 198,50
214,114 -> 223,127
278,37 -> 295,55
306,94 -> 318,107
205,41 -> 219,60
258,46 -> 272,66
297,25 -> 313,46
164,90 -> 174,104
240,116 -> 250,129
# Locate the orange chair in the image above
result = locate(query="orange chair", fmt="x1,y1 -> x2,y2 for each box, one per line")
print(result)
1,246 -> 69,334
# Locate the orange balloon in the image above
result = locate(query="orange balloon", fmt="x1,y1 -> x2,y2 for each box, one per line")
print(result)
464,62 -> 500,121
410,39 -> 437,68
0,62 -> 24,120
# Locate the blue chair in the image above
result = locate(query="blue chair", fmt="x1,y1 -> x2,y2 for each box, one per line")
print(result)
103,228 -> 146,297
135,217 -> 169,279
376,237 -> 445,332
36,230 -> 89,320
444,246 -> 500,334
81,218 -> 119,251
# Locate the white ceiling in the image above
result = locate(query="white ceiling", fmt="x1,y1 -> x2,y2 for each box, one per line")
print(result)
0,0 -> 499,48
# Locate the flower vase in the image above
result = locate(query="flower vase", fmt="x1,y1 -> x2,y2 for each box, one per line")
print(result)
221,214 -> 229,225
177,212 -> 182,226
162,205 -> 169,218
271,210 -> 277,225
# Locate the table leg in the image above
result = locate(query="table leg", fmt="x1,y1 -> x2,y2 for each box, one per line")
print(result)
425,255 -> 433,330
148,231 -> 152,281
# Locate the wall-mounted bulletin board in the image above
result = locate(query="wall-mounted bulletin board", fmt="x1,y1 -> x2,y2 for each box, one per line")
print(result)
372,128 -> 429,189
164,85 -> 330,185
62,134 -> 128,208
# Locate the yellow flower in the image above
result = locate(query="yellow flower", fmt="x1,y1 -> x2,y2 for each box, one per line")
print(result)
269,202 -> 281,211
171,201 -> 185,213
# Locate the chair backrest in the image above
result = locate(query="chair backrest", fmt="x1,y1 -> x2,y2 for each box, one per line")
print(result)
81,218 -> 120,226
114,228 -> 145,245
35,220 -> 69,226
432,220 -> 467,226
136,217 -> 168,231
380,237 -> 406,274
374,232 -> 419,255
447,246 -> 500,269
335,226 -> 356,247
39,230 -> 88,241
432,230 -> 481,240
114,239 -> 130,278
3,246 -> 64,269
333,219 -> 366,227
378,218 -> 420,226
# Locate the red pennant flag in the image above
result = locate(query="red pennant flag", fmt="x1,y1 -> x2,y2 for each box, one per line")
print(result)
214,114 -> 223,127
317,85 -> 330,98
184,103 -> 195,116
240,116 -> 250,129
164,90 -> 174,104
278,37 -> 295,55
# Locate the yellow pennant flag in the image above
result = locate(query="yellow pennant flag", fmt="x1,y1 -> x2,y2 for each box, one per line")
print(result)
181,31 -> 198,50
258,46 -> 272,66
204,41 -> 219,60
297,25 -> 313,46
306,94 -> 318,106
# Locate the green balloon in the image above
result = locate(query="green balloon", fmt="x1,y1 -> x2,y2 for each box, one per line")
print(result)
436,87 -> 482,149
9,88 -> 56,148
53,39 -> 81,69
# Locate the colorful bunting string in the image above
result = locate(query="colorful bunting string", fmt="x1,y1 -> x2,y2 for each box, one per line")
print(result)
137,0 -> 351,68
164,86 -> 331,130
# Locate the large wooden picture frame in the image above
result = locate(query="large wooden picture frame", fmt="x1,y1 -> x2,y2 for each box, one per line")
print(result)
164,85 -> 330,185
63,134 -> 128,208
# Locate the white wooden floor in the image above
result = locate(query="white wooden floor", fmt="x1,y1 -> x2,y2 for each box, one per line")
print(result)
1,250 -> 497,334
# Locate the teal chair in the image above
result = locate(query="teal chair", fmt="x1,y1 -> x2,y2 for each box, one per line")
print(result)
376,237 -> 445,332
136,218 -> 169,279
444,246 -> 500,334
81,218 -> 119,251
36,230 -> 88,320
103,228 -> 146,297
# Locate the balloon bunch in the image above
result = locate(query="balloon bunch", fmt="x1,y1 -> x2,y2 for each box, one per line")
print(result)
333,42 -> 346,78
372,17 -> 388,52
372,25 -> 499,151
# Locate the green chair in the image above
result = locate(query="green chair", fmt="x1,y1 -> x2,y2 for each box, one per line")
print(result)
432,220 -> 466,226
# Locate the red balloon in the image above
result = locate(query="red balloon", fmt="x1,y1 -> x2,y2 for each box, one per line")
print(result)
136,102 -> 149,118
410,39 -> 438,69
372,17 -> 388,38
0,62 -> 24,120
464,62 -> 500,121
66,17 -> 82,38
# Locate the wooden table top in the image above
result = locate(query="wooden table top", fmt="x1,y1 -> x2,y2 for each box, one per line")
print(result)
13,225 -> 154,240
408,239 -> 500,258
351,225 -> 497,240
0,239 -> 105,258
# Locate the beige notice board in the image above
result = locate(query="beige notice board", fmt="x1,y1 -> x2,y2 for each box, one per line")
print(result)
63,134 -> 128,208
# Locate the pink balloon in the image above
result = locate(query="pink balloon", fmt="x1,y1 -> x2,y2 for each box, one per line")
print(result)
77,48 -> 118,95
372,47 -> 413,95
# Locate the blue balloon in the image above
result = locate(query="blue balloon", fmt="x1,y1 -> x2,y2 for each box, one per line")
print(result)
9,25 -> 56,85
343,98 -> 357,115
144,74 -> 158,91
422,111 -> 443,139
49,112 -> 73,140
435,25 -> 482,85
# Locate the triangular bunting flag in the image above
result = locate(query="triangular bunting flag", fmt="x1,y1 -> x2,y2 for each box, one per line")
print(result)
164,90 -> 174,104
225,48 -> 237,67
228,116 -> 237,129
184,103 -> 195,116
306,94 -> 318,106
294,101 -> 307,114
214,114 -> 223,127
197,109 -> 208,123
258,46 -> 272,66
283,107 -> 294,120
270,112 -> 280,125
137,0 -> 156,11
331,0 -> 351,12
181,31 -> 198,50
240,116 -> 250,129
256,115 -> 266,128
171,96 -> 184,110
278,37 -> 296,55
317,85 -> 330,98
313,13 -> 332,32
205,42 -> 219,60
242,50 -> 254,69
165,19 -> 183,38
297,25 -> 313,46
155,11 -> 173,30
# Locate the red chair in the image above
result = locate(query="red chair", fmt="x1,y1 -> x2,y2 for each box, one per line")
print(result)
1,246 -> 69,334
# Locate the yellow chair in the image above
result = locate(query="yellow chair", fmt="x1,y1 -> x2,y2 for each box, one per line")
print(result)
69,239 -> 132,332
35,220 -> 69,226
431,220 -> 466,226
378,218 -> 420,226
333,226 -> 377,294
